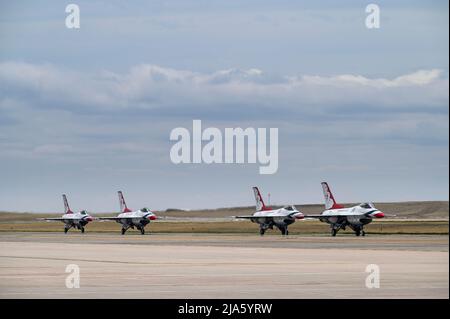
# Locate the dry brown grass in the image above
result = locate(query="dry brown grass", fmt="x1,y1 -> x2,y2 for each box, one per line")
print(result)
0,201 -> 447,235
1,201 -> 447,221
0,220 -> 447,235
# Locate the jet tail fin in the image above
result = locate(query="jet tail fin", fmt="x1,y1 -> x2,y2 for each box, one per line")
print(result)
118,191 -> 132,213
253,187 -> 271,211
321,182 -> 344,210
62,194 -> 73,214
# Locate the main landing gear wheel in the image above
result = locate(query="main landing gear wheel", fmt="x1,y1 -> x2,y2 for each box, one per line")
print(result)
361,230 -> 366,237
64,227 -> 69,234
259,228 -> 265,236
331,229 -> 337,237
355,229 -> 361,236
121,228 -> 126,235
80,227 -> 85,234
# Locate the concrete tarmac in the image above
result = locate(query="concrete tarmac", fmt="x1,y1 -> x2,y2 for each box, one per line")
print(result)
0,232 -> 448,298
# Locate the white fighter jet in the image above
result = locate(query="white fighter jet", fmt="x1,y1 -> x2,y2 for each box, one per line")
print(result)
236,187 -> 304,236
98,191 -> 157,235
42,194 -> 94,233
304,182 -> 385,236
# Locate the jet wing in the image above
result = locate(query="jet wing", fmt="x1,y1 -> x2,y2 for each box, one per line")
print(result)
235,215 -> 279,219
98,216 -> 147,220
304,211 -> 390,218
235,215 -> 290,220
303,214 -> 363,221
39,217 -> 71,221
302,215 -> 324,218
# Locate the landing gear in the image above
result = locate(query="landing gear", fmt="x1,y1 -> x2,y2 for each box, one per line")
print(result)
354,226 -> 366,237
80,226 -> 85,234
140,227 -> 145,235
64,224 -> 73,234
279,226 -> 289,236
121,227 -> 126,235
259,223 -> 271,236
330,220 -> 347,237
330,221 -> 366,237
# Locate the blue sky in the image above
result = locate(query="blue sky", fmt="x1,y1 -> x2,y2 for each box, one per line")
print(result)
0,1 -> 448,212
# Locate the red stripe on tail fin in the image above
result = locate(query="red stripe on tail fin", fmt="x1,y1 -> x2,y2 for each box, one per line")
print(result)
118,191 -> 132,213
62,194 -> 73,214
321,182 -> 344,210
252,187 -> 271,211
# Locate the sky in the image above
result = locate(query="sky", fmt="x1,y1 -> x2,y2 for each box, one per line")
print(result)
0,0 -> 448,213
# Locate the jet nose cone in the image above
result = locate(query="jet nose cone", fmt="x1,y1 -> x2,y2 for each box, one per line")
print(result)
148,215 -> 157,220
295,212 -> 305,219
86,217 -> 94,222
373,212 -> 385,218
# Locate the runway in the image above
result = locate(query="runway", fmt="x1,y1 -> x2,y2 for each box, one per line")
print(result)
0,233 -> 448,298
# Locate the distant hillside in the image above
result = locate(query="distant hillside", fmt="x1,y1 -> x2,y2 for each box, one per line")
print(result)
0,201 -> 448,221
157,201 -> 449,219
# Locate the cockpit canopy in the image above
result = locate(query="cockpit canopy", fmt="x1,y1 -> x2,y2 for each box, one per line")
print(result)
80,210 -> 87,215
359,203 -> 374,209
141,207 -> 151,213
283,205 -> 297,211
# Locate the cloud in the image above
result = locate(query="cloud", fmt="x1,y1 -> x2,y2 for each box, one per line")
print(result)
0,62 -> 447,117
299,69 -> 444,87
0,62 -> 448,155
0,62 -> 448,158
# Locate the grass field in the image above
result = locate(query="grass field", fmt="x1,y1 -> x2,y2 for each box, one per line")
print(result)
0,220 -> 447,235
1,200 -> 448,220
0,201 -> 447,235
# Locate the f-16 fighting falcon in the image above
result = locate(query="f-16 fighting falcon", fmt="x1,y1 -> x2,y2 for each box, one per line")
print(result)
41,194 -> 94,233
236,187 -> 304,236
304,182 -> 385,236
98,191 -> 157,235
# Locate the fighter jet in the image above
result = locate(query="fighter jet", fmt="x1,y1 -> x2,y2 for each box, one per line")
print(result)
41,194 -> 94,233
236,187 -> 304,236
304,182 -> 385,236
98,191 -> 157,235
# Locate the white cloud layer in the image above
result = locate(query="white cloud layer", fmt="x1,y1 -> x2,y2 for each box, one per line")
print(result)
0,62 -> 447,115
